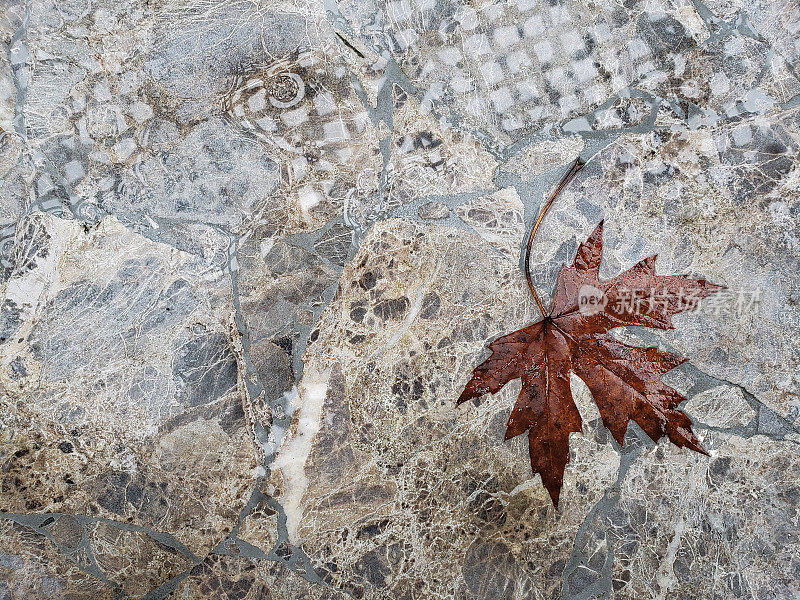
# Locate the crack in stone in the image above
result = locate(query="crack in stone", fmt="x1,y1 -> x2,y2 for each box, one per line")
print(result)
0,510 -> 208,599
628,327 -> 800,440
5,0 -> 29,141
560,429 -> 645,600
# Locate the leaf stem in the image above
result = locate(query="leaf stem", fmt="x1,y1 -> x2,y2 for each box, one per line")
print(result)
524,157 -> 586,315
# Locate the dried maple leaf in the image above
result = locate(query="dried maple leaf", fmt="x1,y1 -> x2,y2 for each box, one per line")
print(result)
458,220 -> 722,506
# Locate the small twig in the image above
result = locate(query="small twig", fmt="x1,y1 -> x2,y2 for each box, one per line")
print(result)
524,157 -> 586,315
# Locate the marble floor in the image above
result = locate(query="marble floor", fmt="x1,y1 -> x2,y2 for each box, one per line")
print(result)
0,0 -> 799,598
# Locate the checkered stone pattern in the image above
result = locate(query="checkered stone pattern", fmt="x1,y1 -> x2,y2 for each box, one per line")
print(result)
223,45 -> 381,230
638,35 -> 780,121
348,0 -> 699,140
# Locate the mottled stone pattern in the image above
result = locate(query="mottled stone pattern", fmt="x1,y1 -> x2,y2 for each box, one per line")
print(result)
0,0 -> 798,598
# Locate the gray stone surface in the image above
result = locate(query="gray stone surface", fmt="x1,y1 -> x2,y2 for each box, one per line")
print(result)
0,214 -> 256,558
0,0 -> 798,598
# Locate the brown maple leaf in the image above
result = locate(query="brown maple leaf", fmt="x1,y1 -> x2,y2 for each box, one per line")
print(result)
458,221 -> 723,506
